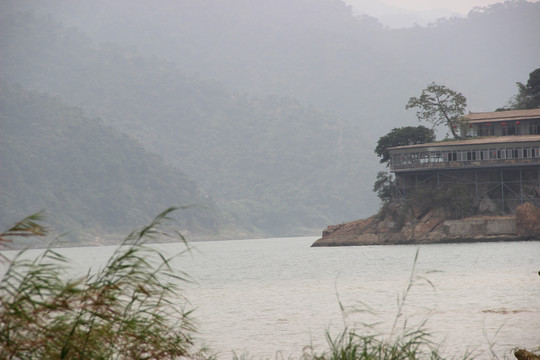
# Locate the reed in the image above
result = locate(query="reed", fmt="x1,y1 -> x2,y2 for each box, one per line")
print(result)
0,208 -> 209,359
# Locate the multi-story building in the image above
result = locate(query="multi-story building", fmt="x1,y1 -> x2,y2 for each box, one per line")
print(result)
388,109 -> 540,212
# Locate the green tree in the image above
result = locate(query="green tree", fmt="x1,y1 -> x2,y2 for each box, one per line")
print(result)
405,83 -> 468,139
373,171 -> 395,203
510,68 -> 540,109
375,126 -> 435,165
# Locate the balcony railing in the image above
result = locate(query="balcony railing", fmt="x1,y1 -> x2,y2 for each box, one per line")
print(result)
391,157 -> 540,171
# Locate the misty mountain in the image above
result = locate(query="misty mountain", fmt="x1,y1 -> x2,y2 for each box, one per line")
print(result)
0,12 -> 377,236
5,0 -> 539,139
344,0 -> 462,28
1,0 -> 539,239
0,82 -> 230,243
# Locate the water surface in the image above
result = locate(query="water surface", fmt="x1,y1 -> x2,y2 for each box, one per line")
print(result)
3,238 -> 540,359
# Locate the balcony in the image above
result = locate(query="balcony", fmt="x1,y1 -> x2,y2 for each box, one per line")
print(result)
389,137 -> 540,173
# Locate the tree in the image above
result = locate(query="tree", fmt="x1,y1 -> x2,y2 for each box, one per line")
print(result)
373,171 -> 395,203
510,68 -> 540,109
405,83 -> 468,139
375,126 -> 435,165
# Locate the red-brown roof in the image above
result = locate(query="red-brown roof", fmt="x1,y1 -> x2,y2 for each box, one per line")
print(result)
465,109 -> 540,124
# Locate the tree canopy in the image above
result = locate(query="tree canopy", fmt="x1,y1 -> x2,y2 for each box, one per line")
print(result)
375,126 -> 436,165
510,68 -> 540,109
405,83 -> 468,139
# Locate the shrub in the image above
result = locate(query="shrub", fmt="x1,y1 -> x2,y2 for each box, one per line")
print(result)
406,184 -> 476,220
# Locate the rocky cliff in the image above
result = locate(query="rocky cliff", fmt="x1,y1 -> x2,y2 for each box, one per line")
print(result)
312,202 -> 540,247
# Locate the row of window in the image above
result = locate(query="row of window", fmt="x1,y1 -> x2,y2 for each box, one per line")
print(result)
471,120 -> 540,137
391,145 -> 540,166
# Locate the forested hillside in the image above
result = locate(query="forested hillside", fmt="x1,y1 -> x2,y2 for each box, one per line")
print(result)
0,82 -> 229,243
1,0 -> 539,240
0,12 -> 376,236
5,0 -> 539,134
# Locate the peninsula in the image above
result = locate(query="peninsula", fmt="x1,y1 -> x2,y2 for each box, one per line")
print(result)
313,109 -> 540,247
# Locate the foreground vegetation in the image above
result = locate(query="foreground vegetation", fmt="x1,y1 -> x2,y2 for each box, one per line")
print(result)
0,209 -> 207,359
1,211 -> 538,359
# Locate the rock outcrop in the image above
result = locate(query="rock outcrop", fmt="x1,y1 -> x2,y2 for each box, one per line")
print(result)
312,202 -> 540,247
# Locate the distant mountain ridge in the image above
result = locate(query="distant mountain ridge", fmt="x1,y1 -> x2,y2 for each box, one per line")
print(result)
0,12 -> 377,237
0,82 -> 231,243
5,0 -> 537,130
1,0 -> 539,239
344,0 -> 462,28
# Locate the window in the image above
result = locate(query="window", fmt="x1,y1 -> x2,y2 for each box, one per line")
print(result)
480,149 -> 488,160
478,124 -> 494,136
502,123 -> 520,136
529,120 -> 540,135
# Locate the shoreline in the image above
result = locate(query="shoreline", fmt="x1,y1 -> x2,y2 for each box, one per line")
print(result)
312,202 -> 540,247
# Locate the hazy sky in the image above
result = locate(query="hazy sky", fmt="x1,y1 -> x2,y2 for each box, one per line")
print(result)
383,0 -> 507,13
347,0 -> 539,14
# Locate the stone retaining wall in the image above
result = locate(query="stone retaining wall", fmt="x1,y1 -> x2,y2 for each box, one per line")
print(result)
444,216 -> 516,236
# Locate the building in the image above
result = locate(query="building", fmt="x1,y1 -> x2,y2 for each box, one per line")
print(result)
387,109 -> 540,212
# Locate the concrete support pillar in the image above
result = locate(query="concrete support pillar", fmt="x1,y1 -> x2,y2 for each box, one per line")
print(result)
520,168 -> 523,204
475,169 -> 479,202
501,169 -> 505,212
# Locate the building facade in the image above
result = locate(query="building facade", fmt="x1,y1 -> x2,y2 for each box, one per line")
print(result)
388,109 -> 540,212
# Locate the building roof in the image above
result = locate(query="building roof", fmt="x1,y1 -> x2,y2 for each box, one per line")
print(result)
465,109 -> 540,124
388,135 -> 540,152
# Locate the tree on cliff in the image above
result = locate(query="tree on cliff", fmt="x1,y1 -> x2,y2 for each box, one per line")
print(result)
373,171 -> 395,203
375,126 -> 435,165
406,82 -> 468,139
509,68 -> 540,110
373,126 -> 434,203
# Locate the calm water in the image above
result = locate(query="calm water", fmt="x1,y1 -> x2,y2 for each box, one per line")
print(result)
3,238 -> 540,359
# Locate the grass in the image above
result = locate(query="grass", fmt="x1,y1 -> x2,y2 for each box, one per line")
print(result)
0,208 -> 209,359
301,250 -> 464,360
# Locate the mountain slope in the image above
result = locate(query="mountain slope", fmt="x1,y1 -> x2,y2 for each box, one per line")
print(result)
0,13 -> 378,236
3,1 -> 537,236
0,82 -> 229,242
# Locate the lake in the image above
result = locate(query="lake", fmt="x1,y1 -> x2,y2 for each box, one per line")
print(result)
2,237 -> 540,359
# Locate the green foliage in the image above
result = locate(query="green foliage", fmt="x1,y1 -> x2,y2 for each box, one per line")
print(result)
375,126 -> 435,165
0,212 -> 47,244
509,68 -> 540,110
311,328 -> 441,360
373,172 -> 395,203
406,83 -> 468,139
0,208 -> 207,359
307,251 -> 464,360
